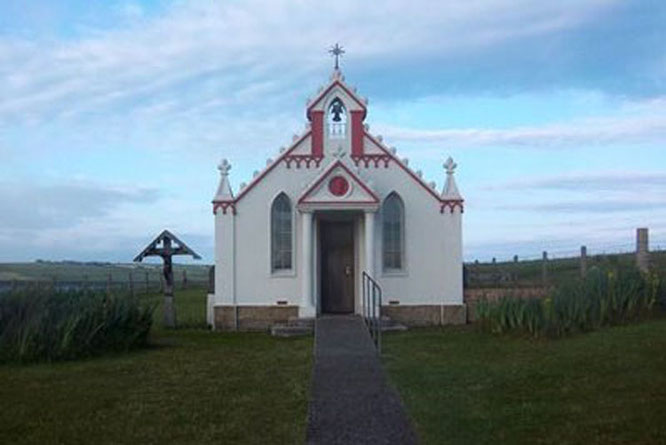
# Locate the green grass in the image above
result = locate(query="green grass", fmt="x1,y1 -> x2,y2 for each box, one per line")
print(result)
384,320 -> 666,444
0,261 -> 210,284
0,287 -> 313,444
142,287 -> 208,330
0,329 -> 313,445
467,250 -> 666,289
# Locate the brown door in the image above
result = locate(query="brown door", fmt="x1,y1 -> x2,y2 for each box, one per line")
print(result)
320,221 -> 354,313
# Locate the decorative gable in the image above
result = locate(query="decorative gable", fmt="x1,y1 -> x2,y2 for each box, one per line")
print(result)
298,159 -> 379,211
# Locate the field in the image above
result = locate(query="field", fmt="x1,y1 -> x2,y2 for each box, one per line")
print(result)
384,320 -> 666,444
0,261 -> 211,284
466,250 -> 666,289
0,288 -> 313,445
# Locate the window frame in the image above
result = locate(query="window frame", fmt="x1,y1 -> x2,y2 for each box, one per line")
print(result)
381,192 -> 407,274
270,192 -> 296,276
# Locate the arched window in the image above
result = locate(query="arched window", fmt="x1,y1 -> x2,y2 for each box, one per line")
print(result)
327,97 -> 347,138
382,193 -> 404,271
271,193 -> 293,272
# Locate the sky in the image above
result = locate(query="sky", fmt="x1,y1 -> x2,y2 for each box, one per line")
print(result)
1,0 -> 665,264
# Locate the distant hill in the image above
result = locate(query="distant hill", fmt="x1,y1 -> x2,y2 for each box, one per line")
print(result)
0,261 -> 211,283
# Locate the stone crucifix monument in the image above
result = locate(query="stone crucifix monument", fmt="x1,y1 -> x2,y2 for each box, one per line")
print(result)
134,230 -> 201,328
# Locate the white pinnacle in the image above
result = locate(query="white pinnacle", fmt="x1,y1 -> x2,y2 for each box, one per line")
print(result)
214,158 -> 234,201
441,157 -> 461,200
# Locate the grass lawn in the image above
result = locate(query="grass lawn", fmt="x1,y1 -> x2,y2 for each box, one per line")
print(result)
0,288 -> 313,445
384,319 -> 666,445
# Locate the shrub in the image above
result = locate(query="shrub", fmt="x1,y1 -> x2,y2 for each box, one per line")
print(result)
476,265 -> 660,338
0,288 -> 155,363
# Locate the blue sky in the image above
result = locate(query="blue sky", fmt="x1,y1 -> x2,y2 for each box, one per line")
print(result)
1,0 -> 665,263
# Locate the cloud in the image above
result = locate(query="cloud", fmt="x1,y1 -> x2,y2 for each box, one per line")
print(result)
0,181 -> 160,230
487,172 -> 666,191
0,0 -> 634,126
378,111 -> 666,149
500,199 -> 666,214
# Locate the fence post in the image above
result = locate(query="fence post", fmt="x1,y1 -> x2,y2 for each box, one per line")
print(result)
541,251 -> 548,287
129,272 -> 134,296
580,245 -> 587,278
636,228 -> 649,273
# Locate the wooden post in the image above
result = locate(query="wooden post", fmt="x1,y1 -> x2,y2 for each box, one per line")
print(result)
541,251 -> 548,287
636,228 -> 649,273
580,246 -> 587,278
129,272 -> 134,296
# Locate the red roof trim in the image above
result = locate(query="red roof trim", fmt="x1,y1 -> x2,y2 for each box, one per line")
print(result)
306,80 -> 367,120
298,160 -> 380,205
363,132 -> 451,204
230,131 -> 312,204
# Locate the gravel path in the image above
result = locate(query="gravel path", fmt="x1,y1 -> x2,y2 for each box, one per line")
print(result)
306,315 -> 418,444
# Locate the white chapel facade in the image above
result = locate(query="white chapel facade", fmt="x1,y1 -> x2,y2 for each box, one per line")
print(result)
209,66 -> 465,330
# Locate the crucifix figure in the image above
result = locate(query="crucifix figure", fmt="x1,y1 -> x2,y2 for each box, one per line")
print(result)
134,230 -> 201,328
329,43 -> 345,70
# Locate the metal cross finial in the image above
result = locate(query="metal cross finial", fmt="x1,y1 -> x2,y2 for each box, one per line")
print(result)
444,157 -> 457,175
218,159 -> 231,176
329,43 -> 345,70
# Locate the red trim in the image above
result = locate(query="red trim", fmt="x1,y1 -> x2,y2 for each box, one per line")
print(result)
300,200 -> 379,205
306,80 -> 367,121
233,131 -> 311,203
363,132 -> 444,203
351,110 -> 364,156
311,111 -> 324,157
440,200 -> 464,213
212,201 -> 236,215
351,154 -> 391,168
298,160 -> 380,205
284,154 -> 323,169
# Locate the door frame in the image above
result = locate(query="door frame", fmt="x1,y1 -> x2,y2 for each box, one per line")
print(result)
315,212 -> 359,315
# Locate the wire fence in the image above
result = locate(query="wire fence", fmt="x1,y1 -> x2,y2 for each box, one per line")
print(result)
0,270 -> 210,296
465,230 -> 665,289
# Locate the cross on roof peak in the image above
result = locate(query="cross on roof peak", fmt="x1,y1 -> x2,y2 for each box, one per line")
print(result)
218,159 -> 231,176
328,43 -> 345,70
444,157 -> 457,175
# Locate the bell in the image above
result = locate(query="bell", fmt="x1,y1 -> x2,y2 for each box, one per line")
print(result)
331,100 -> 343,122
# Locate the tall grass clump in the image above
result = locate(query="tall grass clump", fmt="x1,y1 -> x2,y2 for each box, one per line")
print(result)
476,265 -> 660,338
0,288 -> 155,363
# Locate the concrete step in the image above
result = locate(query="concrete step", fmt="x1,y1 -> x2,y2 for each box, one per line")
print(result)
271,323 -> 313,337
287,316 -> 315,328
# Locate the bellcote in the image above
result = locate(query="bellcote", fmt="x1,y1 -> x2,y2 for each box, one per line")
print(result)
306,69 -> 367,158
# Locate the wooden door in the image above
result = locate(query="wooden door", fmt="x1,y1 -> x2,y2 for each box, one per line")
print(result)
321,221 -> 354,313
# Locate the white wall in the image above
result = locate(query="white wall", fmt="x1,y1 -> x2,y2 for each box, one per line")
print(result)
214,84 -> 463,311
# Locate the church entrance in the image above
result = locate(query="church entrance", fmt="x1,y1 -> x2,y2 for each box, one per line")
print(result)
320,220 -> 355,313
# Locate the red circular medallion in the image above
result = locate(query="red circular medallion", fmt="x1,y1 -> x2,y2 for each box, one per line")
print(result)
328,176 -> 349,197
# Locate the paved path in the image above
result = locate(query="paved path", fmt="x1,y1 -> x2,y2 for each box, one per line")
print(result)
306,315 -> 418,444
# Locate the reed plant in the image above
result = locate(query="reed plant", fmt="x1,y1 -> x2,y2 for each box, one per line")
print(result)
476,265 -> 661,338
0,288 -> 154,363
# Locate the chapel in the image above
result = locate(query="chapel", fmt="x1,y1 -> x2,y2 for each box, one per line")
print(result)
209,57 -> 464,330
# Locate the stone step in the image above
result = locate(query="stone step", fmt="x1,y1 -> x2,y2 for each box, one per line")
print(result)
271,323 -> 313,337
366,315 -> 408,332
287,316 -> 315,328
